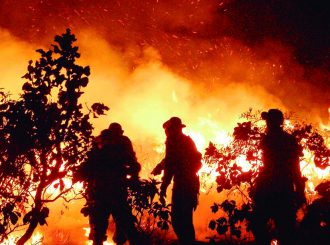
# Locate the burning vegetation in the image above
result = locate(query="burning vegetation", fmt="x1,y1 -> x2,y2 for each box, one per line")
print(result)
0,29 -> 328,244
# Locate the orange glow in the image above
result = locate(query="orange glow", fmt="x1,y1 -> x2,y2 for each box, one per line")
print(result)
0,232 -> 43,245
83,228 -> 115,245
271,239 -> 279,245
0,20 -> 329,242
1,116 -> 328,243
320,107 -> 330,131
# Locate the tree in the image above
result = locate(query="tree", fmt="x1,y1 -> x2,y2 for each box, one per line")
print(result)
0,29 -> 108,244
206,109 -> 330,242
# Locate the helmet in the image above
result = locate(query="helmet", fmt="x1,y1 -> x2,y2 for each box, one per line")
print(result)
261,109 -> 284,126
108,122 -> 124,135
95,129 -> 111,146
163,117 -> 186,130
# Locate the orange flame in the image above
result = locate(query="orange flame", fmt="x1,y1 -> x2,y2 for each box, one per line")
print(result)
83,227 -> 115,245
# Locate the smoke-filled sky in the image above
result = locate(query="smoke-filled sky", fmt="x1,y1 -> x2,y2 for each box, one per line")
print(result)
0,0 -> 329,120
0,0 -> 329,242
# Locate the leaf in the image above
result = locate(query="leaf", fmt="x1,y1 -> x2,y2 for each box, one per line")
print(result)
23,211 -> 33,224
38,207 -> 49,226
80,77 -> 89,87
83,66 -> 90,76
59,179 -> 65,191
52,44 -> 61,53
22,73 -> 32,80
162,221 -> 169,230
209,220 -> 216,230
216,224 -> 228,235
159,210 -> 169,220
0,224 -> 5,234
221,200 -> 236,214
36,49 -> 46,56
22,82 -> 33,92
9,212 -> 18,225
3,203 -> 14,214
211,203 -> 219,213
91,103 -> 109,116
41,207 -> 50,217
217,217 -> 227,225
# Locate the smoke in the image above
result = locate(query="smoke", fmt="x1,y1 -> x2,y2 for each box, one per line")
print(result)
1,0 -> 329,118
0,29 -> 37,96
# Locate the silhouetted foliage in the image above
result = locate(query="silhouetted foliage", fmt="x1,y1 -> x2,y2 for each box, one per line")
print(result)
209,200 -> 252,242
207,109 -> 330,241
299,181 -> 330,245
128,178 -> 171,239
0,29 -> 108,244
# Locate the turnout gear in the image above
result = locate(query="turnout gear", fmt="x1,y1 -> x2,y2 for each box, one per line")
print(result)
160,117 -> 202,244
77,125 -> 143,245
250,109 -> 306,245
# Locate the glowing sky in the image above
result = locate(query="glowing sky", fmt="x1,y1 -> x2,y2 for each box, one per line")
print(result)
0,0 -> 329,121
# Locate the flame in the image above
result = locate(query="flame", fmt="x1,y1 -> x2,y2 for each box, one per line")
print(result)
83,227 -> 115,245
183,117 -> 330,206
1,117 -> 328,244
0,236 -> 16,245
299,136 -> 330,196
31,232 -> 43,244
320,107 -> 330,131
0,232 -> 43,245
271,239 -> 278,245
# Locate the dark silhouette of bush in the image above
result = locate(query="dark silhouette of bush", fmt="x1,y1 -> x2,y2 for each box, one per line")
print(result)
0,29 -> 108,244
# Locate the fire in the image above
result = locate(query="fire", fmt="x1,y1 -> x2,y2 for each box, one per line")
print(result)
0,17 -> 329,242
271,239 -> 278,245
31,233 -> 43,244
301,155 -> 330,197
320,107 -> 330,131
0,232 -> 43,245
1,116 -> 327,244
83,227 -> 115,245
186,118 -> 330,198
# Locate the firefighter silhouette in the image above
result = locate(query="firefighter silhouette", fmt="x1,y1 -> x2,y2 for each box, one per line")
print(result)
157,117 -> 202,244
77,123 -> 143,245
250,109 -> 306,245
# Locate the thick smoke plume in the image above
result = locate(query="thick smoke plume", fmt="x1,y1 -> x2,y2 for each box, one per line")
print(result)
0,0 -> 329,120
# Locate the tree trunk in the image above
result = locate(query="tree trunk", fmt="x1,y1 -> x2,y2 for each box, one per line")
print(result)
17,175 -> 44,245
16,218 -> 39,245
